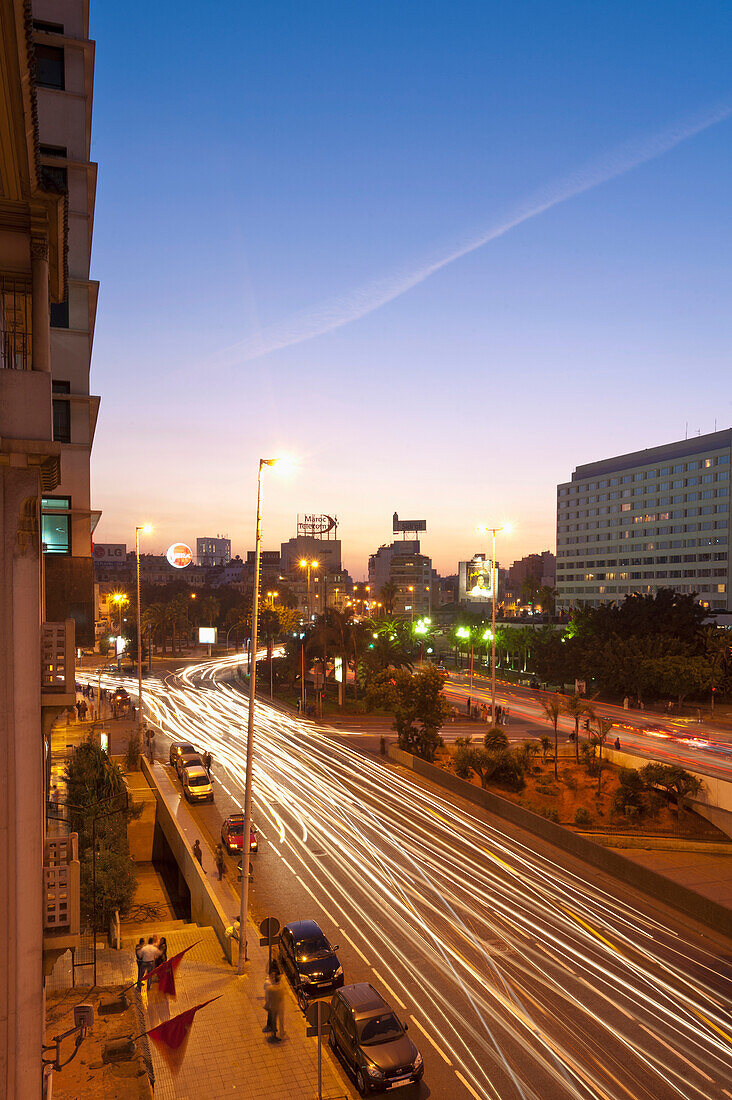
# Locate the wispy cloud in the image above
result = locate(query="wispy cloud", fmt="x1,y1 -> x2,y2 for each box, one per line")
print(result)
219,101 -> 732,366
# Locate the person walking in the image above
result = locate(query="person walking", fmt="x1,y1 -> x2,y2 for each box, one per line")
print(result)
263,960 -> 279,1034
466,696 -> 471,716
215,843 -> 226,880
269,967 -> 286,1040
134,937 -> 145,988
158,936 -> 168,964
202,750 -> 213,772
193,839 -> 204,868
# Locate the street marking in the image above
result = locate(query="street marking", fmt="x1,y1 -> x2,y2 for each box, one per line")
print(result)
280,856 -> 296,875
691,1006 -> 732,1048
409,1015 -> 452,1065
338,928 -> 370,965
371,968 -> 406,1009
455,1070 -> 484,1100
293,875 -> 338,925
639,1025 -> 713,1082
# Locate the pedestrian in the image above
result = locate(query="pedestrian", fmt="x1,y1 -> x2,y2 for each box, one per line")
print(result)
134,937 -> 145,988
203,750 -> 212,772
269,967 -> 286,1040
215,843 -> 226,880
503,707 -> 510,727
623,696 -> 629,710
193,839 -> 203,867
466,696 -> 471,715
148,731 -> 156,764
296,698 -> 301,714
263,960 -> 279,1034
480,703 -> 487,722
614,737 -> 621,750
496,704 -> 503,724
158,936 -> 168,964
50,783 -> 60,807
138,936 -> 161,989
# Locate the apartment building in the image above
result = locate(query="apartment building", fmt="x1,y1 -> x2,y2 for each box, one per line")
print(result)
197,535 -> 231,567
0,3 -> 86,1094
368,539 -> 433,617
34,0 -> 99,644
556,430 -> 731,611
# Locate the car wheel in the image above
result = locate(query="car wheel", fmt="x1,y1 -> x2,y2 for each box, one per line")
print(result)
297,987 -> 308,1013
355,1068 -> 370,1096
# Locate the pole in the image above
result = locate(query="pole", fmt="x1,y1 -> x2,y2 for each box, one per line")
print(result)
92,814 -> 97,987
470,642 -> 474,692
491,528 -> 497,722
317,1001 -> 323,1100
136,528 -> 143,738
301,642 -> 306,713
238,460 -> 266,973
148,623 -> 152,675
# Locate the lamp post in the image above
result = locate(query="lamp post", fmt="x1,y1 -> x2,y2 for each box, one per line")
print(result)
477,524 -> 513,722
299,559 -> 319,620
408,585 -> 415,623
238,457 -> 287,972
135,525 -> 152,736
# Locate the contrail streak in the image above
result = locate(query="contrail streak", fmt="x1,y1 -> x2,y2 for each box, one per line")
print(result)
222,101 -> 732,365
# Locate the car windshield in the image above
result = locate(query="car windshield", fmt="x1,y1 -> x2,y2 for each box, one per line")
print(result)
177,745 -> 195,755
296,935 -> 330,959
358,1013 -> 403,1046
188,775 -> 209,786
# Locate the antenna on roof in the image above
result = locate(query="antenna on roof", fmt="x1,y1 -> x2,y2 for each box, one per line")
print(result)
685,421 -> 688,439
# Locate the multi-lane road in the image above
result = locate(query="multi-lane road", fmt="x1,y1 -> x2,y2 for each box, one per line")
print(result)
90,656 -> 732,1100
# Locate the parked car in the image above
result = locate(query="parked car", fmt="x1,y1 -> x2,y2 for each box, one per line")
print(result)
180,764 -> 213,803
176,751 -> 205,776
169,741 -> 197,767
329,983 -> 423,1095
278,920 -> 343,1010
221,813 -> 258,854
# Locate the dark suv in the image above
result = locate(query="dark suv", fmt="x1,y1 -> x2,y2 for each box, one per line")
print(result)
278,920 -> 343,1010
329,983 -> 423,1095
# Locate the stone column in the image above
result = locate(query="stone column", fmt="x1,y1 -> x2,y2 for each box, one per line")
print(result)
30,237 -> 50,373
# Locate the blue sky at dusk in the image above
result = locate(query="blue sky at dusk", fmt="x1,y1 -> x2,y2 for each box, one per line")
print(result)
89,2 -> 732,576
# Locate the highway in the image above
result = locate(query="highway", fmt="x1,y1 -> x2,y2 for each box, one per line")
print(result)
444,672 -> 732,783
90,656 -> 732,1100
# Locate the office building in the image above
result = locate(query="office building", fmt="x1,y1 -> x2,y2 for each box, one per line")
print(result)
280,534 -> 342,578
556,430 -> 731,611
368,540 -> 432,617
197,535 -> 231,567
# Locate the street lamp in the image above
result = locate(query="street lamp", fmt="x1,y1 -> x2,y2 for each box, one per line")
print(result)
238,457 -> 290,973
135,525 -> 152,737
299,559 -> 319,619
477,523 -> 513,722
408,585 -> 415,623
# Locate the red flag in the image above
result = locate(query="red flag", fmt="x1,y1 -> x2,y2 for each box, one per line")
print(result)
146,943 -> 199,997
146,997 -> 221,1051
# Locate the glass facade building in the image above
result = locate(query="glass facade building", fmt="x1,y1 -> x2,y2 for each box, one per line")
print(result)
556,429 -> 731,611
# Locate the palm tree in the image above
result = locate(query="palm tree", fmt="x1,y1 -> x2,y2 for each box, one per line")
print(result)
563,693 -> 595,762
536,585 -> 558,616
199,595 -> 220,628
484,728 -> 509,752
540,696 -> 562,780
143,602 -> 167,655
593,717 -> 614,794
379,582 -> 398,616
539,735 -> 552,763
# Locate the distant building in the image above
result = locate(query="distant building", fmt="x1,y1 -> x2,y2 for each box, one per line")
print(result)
508,551 -> 555,588
368,540 -> 432,617
243,549 -> 282,591
280,535 -> 342,578
556,429 -> 731,610
197,536 -> 231,567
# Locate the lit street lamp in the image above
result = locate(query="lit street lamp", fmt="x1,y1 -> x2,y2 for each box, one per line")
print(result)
299,558 -> 319,620
477,523 -> 513,722
239,456 -> 291,972
135,525 -> 152,736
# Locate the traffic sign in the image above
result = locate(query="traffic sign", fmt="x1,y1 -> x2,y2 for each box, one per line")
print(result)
259,916 -> 280,941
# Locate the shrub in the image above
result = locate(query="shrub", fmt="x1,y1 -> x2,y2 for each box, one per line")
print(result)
453,745 -> 500,789
492,749 -> 526,791
612,768 -> 647,817
539,807 -> 560,823
125,731 -> 142,772
484,727 -> 509,753
574,807 -> 593,827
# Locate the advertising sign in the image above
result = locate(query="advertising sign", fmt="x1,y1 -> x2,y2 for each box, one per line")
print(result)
199,627 -> 216,645
166,542 -> 193,569
459,557 -> 495,603
94,543 -> 126,564
393,512 -> 427,534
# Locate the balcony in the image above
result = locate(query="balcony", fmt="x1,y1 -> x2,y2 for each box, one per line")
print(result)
43,833 -> 81,956
41,618 -> 76,708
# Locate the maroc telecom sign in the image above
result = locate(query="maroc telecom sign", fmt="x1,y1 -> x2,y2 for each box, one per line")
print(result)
166,542 -> 193,569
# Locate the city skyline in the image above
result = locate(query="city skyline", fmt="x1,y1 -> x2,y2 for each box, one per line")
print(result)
89,1 -> 731,572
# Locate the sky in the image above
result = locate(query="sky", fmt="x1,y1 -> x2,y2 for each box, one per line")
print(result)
88,1 -> 732,578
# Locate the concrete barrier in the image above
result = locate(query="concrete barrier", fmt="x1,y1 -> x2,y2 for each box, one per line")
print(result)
388,745 -> 732,938
140,757 -> 236,963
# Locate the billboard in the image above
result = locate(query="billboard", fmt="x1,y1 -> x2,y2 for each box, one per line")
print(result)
199,627 -> 216,644
166,543 -> 193,569
459,557 -> 495,603
94,543 -> 126,564
393,512 -> 427,534
297,514 -> 338,537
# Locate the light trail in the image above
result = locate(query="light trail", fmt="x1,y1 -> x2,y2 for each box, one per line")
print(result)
84,657 -> 732,1100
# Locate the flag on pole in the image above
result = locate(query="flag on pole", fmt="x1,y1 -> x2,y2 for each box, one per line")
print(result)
145,997 -> 221,1051
146,942 -> 199,997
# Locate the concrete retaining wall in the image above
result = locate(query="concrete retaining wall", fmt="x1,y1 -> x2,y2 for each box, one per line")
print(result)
388,746 -> 732,938
140,758 -> 236,963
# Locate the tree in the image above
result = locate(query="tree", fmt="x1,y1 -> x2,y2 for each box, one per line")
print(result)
360,631 -> 413,682
539,735 -> 552,763
199,595 -> 221,628
643,655 -> 713,707
540,697 -> 562,780
143,602 -> 167,654
536,585 -> 558,616
484,727 -> 509,753
639,763 -> 703,820
592,717 -> 613,794
563,693 -> 595,763
453,745 -> 501,789
80,845 -> 136,930
393,666 -> 451,762
517,740 -> 541,771
379,582 -> 398,615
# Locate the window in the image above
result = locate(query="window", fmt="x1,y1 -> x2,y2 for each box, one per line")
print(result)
35,44 -> 64,89
42,496 -> 71,554
0,275 -> 32,369
52,381 -> 70,443
50,298 -> 69,328
42,164 -> 67,191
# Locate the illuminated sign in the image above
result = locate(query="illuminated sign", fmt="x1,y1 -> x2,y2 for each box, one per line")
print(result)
199,627 -> 216,644
458,557 -> 495,603
166,543 -> 193,569
297,514 -> 338,537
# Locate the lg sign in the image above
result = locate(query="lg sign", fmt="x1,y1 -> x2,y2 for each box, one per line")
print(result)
93,543 -> 126,563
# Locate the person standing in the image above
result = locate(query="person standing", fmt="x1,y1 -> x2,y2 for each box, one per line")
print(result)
193,839 -> 204,868
269,967 -> 286,1040
138,937 -> 161,989
215,843 -> 226,880
466,696 -> 471,716
262,960 -> 278,1034
134,937 -> 145,989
